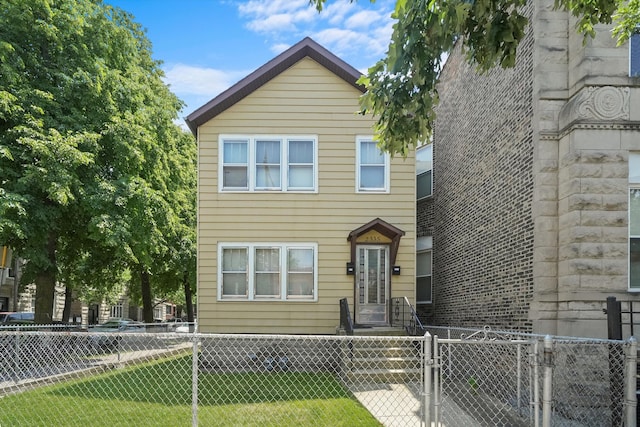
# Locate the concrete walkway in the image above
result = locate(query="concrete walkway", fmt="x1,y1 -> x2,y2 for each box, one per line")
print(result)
351,382 -> 483,427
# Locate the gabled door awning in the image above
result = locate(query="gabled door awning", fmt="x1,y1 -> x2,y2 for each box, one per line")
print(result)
347,218 -> 405,265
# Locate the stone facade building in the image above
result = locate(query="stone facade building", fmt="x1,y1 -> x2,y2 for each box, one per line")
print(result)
420,0 -> 640,338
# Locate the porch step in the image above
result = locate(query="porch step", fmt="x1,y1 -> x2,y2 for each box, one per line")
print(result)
353,326 -> 407,336
341,339 -> 422,384
351,346 -> 418,358
345,367 -> 422,383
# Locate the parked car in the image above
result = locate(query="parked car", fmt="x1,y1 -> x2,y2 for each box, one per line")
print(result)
0,312 -> 34,325
162,317 -> 186,331
89,318 -> 146,349
91,318 -> 146,333
175,320 -> 196,333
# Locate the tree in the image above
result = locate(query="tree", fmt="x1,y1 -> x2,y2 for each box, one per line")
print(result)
312,0 -> 640,156
0,0 -> 195,323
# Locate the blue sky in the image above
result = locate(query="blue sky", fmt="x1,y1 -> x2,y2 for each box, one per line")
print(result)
106,0 -> 396,125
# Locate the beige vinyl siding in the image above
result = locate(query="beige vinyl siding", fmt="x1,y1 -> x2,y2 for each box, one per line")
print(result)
198,57 -> 415,334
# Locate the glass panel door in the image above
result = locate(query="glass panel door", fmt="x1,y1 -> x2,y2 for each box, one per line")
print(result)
355,245 -> 388,324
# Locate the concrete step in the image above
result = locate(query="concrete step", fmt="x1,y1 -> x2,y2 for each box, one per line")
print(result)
347,356 -> 421,371
345,367 -> 422,383
353,326 -> 407,336
350,346 -> 419,358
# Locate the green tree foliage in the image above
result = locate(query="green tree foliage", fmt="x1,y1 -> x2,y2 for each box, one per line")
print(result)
312,0 -> 639,156
0,0 -> 196,323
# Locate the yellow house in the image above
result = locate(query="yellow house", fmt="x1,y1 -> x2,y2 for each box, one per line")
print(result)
186,37 -> 416,334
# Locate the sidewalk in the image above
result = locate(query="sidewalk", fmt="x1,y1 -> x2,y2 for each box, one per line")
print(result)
0,335 -> 193,397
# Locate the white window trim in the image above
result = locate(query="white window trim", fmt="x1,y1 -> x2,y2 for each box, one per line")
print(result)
416,144 -> 433,200
110,301 -> 124,318
219,135 -> 318,193
416,236 -> 433,304
356,136 -> 390,193
630,187 -> 640,292
217,242 -> 318,302
630,32 -> 640,78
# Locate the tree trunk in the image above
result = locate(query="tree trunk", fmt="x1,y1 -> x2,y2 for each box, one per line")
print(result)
183,270 -> 194,323
140,268 -> 153,323
62,285 -> 73,323
34,232 -> 57,324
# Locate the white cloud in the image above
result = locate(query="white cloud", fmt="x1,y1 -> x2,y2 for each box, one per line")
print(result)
239,0 -> 315,34
344,10 -> 384,29
163,63 -> 246,97
246,13 -> 297,33
270,43 -> 292,55
235,0 -> 395,68
322,1 -> 357,26
238,0 -> 309,17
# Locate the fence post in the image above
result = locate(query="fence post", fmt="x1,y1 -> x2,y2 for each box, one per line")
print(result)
422,332 -> 432,427
517,343 -> 522,410
191,334 -> 199,427
12,331 -> 19,384
433,335 -> 440,427
542,335 -> 553,427
606,296 -> 623,340
626,337 -> 638,427
532,340 -> 540,427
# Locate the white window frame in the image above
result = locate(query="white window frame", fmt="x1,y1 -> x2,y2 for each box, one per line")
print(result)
110,301 -> 124,318
630,32 -> 640,78
153,305 -> 164,321
219,135 -> 318,193
217,242 -> 318,301
416,144 -> 433,200
356,136 -> 390,193
629,153 -> 640,291
416,236 -> 433,304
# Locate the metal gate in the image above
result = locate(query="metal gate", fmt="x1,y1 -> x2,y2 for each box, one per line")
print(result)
422,328 -> 637,427
425,331 -> 534,426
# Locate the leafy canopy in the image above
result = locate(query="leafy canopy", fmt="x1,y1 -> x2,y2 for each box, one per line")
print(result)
312,0 -> 639,156
0,0 -> 196,319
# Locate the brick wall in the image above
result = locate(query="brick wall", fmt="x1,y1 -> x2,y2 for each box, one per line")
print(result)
416,197 -> 434,238
431,4 -> 535,332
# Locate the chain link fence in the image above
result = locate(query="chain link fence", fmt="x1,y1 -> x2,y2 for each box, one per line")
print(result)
0,325 -> 635,426
426,326 -> 636,427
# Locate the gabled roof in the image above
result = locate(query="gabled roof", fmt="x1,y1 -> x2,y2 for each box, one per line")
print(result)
348,218 -> 405,265
184,37 -> 365,135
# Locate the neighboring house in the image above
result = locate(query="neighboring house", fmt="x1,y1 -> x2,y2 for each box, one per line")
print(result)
415,144 -> 434,321
419,0 -> 640,338
186,37 -> 416,334
1,257 -> 175,325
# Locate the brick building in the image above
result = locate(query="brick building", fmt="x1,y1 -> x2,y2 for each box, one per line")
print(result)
419,0 -> 640,338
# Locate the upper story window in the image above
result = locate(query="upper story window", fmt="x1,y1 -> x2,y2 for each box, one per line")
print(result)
416,236 -> 433,304
220,135 -> 317,192
356,136 -> 390,192
218,242 -> 317,301
631,33 -> 640,77
629,153 -> 640,290
416,144 -> 433,200
110,301 -> 124,318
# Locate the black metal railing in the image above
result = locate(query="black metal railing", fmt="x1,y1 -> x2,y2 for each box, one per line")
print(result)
604,296 -> 640,340
390,296 -> 425,336
339,298 -> 354,335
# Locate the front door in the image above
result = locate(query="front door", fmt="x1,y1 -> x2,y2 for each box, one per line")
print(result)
355,245 -> 389,325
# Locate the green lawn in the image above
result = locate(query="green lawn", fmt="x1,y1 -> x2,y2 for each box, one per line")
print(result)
0,354 -> 381,426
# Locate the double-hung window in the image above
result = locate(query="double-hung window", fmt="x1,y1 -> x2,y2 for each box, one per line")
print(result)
629,154 -> 640,290
220,135 -> 317,192
356,136 -> 390,192
416,144 -> 433,200
416,237 -> 433,303
630,32 -> 640,77
219,243 -> 317,301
